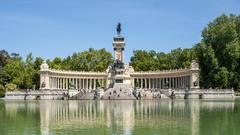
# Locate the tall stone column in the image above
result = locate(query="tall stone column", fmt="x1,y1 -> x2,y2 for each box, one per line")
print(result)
58,78 -> 60,89
63,78 -> 65,89
100,79 -> 103,88
185,76 -> 188,88
75,78 -> 77,89
52,77 -> 54,89
144,78 -> 147,89
90,78 -> 93,89
182,77 -> 184,88
102,79 -> 104,88
159,78 -> 161,89
66,78 -> 69,90
94,79 -> 96,89
180,77 -> 182,88
150,78 -> 152,89
184,76 -> 186,89
86,79 -> 89,89
56,78 -> 58,89
40,61 -> 50,89
59,78 -> 61,89
180,77 -> 182,89
55,78 -> 57,89
172,77 -> 174,89
49,77 -> 51,89
156,78 -> 158,88
60,78 -> 63,89
175,77 -> 177,89
154,78 -> 158,89
190,60 -> 200,90
158,78 -> 160,88
53,77 -> 55,89
185,76 -> 187,89
61,78 -> 63,89
80,78 -> 82,89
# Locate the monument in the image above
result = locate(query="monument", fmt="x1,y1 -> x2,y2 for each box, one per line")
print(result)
4,23 -> 235,100
38,23 -> 202,99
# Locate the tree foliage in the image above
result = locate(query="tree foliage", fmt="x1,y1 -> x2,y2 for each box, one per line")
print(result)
0,84 -> 5,97
60,48 -> 113,72
0,50 -> 10,68
130,48 -> 195,71
0,48 -> 113,92
5,83 -> 17,91
196,14 -> 240,90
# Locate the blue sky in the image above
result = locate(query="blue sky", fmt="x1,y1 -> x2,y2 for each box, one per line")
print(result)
0,0 -> 240,62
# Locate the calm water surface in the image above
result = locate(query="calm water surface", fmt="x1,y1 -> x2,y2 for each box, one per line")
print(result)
0,99 -> 240,135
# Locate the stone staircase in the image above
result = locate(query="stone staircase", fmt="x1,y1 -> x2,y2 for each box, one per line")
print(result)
101,83 -> 136,100
134,89 -> 172,99
70,90 -> 95,100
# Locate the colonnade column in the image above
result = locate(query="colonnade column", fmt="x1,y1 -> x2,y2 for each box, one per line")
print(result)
93,79 -> 96,89
149,78 -> 152,89
132,76 -> 191,90
101,79 -> 104,88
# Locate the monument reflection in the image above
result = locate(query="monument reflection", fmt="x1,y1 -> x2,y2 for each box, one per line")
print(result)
2,100 -> 236,135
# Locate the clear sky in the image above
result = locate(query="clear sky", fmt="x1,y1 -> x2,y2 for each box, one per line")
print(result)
0,0 -> 240,62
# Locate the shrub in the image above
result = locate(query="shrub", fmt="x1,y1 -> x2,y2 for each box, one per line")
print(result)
0,84 -> 5,97
5,83 -> 17,91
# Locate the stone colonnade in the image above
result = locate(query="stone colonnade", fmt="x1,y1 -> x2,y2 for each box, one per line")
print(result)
40,62 -> 199,90
132,76 -> 190,89
40,69 -> 108,90
49,77 -> 107,90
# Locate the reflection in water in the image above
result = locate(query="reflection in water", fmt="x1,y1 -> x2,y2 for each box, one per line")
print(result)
0,99 -> 239,135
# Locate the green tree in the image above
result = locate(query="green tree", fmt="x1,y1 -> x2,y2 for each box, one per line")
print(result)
197,14 -> 240,90
24,53 -> 36,89
61,48 -> 113,72
4,58 -> 25,88
130,50 -> 159,71
2,53 -> 39,89
0,84 -> 5,97
130,48 -> 195,71
0,68 -> 11,86
32,57 -> 44,89
5,83 -> 17,91
214,67 -> 229,88
0,49 -> 10,68
195,44 -> 219,88
48,57 -> 62,70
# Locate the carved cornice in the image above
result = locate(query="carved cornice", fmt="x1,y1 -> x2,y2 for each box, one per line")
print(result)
130,68 -> 194,77
47,69 -> 108,78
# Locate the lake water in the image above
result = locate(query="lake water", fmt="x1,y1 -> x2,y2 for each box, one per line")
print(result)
0,99 -> 239,135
